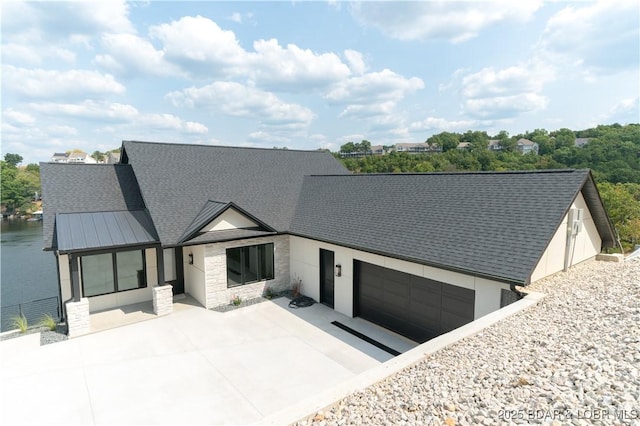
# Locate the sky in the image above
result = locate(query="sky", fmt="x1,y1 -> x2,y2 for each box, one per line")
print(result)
2,0 -> 639,165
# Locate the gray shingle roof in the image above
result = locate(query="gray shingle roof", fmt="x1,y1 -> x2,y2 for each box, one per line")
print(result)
40,163 -> 148,250
56,210 -> 158,253
290,169 -> 615,285
121,141 -> 349,246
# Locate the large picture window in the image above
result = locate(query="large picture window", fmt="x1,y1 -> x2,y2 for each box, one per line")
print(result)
81,250 -> 146,297
227,243 -> 274,288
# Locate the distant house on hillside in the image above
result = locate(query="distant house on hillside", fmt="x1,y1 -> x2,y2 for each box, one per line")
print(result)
487,140 -> 502,151
516,138 -> 539,155
106,152 -> 121,164
575,138 -> 591,148
395,142 -> 441,153
50,151 -> 97,164
457,142 -> 471,150
50,153 -> 69,163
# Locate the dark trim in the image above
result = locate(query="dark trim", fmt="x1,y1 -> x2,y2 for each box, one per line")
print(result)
79,249 -> 147,298
70,253 -> 81,302
57,242 -> 158,256
178,231 -> 279,247
226,242 -> 275,288
331,321 -> 401,356
156,247 -> 165,285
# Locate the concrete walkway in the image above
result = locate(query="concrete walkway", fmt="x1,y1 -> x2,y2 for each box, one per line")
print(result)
0,298 -> 415,425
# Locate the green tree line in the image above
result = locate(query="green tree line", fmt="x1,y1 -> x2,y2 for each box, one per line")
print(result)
338,124 -> 640,249
1,154 -> 41,214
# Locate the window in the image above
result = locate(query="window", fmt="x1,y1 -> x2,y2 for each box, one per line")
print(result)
227,243 -> 274,287
81,250 -> 146,297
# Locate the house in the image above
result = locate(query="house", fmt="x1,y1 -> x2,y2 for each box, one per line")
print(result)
394,142 -> 442,153
49,151 -> 98,164
487,140 -> 502,151
41,141 -> 615,342
516,138 -> 539,155
575,138 -> 591,148
50,153 -> 69,163
106,152 -> 121,164
457,142 -> 471,150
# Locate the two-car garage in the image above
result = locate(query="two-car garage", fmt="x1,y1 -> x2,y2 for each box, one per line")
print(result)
354,261 -> 475,343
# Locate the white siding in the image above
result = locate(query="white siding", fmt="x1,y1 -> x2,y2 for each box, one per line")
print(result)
531,192 -> 601,282
289,236 -> 510,320
184,244 -> 206,307
203,208 -> 258,232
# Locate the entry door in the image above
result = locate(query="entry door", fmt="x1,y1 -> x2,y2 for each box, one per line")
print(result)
319,249 -> 335,308
163,247 -> 185,295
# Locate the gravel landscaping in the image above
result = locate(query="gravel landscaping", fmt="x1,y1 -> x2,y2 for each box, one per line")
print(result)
301,258 -> 640,425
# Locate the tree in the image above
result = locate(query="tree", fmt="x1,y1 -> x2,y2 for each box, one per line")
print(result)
427,132 -> 459,152
91,151 -> 106,162
598,182 -> 640,248
340,142 -> 357,153
4,153 -> 23,167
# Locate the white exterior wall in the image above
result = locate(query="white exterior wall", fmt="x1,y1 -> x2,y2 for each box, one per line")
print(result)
58,254 -> 73,304
201,235 -> 290,308
203,209 -> 258,231
531,192 -> 602,282
184,244 -> 206,307
289,236 -> 510,320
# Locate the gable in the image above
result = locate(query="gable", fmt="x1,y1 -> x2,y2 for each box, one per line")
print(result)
120,140 -> 350,245
202,207 -> 259,231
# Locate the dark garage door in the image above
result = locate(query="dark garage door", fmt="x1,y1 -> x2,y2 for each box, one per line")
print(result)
355,261 -> 475,343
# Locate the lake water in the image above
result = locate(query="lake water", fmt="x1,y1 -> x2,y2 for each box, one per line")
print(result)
1,220 -> 59,331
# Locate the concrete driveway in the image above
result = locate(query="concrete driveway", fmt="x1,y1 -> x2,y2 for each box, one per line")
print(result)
1,297 -> 415,425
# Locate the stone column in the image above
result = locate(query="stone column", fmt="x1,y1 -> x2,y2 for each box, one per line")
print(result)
66,298 -> 90,337
153,285 -> 173,316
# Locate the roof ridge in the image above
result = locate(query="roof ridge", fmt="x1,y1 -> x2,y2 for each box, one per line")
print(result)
122,140 -> 330,154
305,169 -> 585,177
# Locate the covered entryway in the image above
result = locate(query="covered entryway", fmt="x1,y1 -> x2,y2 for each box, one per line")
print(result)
354,261 -> 475,343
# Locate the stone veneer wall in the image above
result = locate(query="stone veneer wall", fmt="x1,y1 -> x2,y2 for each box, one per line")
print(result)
204,235 -> 290,308
66,298 -> 90,337
152,285 -> 173,315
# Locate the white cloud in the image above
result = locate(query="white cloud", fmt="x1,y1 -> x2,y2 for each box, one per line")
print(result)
2,43 -> 75,65
167,82 -> 315,127
344,49 -> 367,75
459,61 -> 553,119
46,125 -> 78,136
539,0 -> 639,74
247,39 -> 351,90
325,69 -> 424,118
464,93 -> 548,119
2,0 -> 133,49
149,16 -> 247,73
600,97 -> 640,124
3,109 -> 36,125
409,117 -> 480,132
4,66 -> 125,99
148,16 -> 350,90
95,33 -> 180,77
229,12 -> 243,23
29,100 -> 139,121
351,1 -> 542,42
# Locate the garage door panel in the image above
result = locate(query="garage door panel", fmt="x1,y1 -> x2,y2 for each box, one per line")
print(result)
356,261 -> 475,343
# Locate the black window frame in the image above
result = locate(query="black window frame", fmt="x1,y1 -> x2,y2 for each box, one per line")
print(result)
226,243 -> 274,288
80,249 -> 147,297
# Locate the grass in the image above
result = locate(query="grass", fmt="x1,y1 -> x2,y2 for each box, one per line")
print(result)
38,313 -> 57,331
11,315 -> 28,333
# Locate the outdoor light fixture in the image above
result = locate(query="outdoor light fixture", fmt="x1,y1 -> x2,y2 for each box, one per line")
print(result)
188,253 -> 194,265
335,264 -> 342,277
